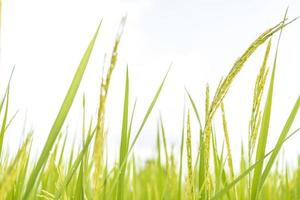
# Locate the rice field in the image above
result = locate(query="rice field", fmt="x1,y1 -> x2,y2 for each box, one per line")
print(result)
0,7 -> 300,200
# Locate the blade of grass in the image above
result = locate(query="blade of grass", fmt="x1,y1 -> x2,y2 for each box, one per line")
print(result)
0,87 -> 9,155
259,96 -> 300,188
117,67 -> 130,200
160,115 -> 169,173
128,67 -> 170,154
74,162 -> 84,200
177,106 -> 186,200
185,88 -> 202,129
23,23 -> 101,199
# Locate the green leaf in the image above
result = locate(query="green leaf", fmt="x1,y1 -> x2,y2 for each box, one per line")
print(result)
260,96 -> 300,188
117,67 -> 130,200
74,162 -> 84,200
0,87 -> 9,155
177,107 -> 185,200
23,23 -> 101,199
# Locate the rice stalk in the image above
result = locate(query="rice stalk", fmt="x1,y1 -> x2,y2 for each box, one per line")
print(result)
93,17 -> 126,195
248,39 -> 271,161
186,111 -> 195,200
177,106 -> 186,200
220,103 -> 234,179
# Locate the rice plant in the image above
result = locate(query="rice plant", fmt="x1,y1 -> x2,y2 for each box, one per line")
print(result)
0,10 -> 299,200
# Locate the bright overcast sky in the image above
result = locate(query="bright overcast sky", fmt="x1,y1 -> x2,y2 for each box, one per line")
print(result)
0,0 -> 299,166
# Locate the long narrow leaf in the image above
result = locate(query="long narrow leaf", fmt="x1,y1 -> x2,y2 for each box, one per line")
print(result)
23,24 -> 101,199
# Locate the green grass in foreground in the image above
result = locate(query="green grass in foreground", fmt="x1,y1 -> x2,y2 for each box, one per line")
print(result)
0,13 -> 300,200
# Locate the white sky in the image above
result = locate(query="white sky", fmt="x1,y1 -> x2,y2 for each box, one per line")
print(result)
0,0 -> 300,167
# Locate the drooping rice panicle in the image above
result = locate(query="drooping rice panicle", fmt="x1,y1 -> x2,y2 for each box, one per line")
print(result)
201,19 -> 295,199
